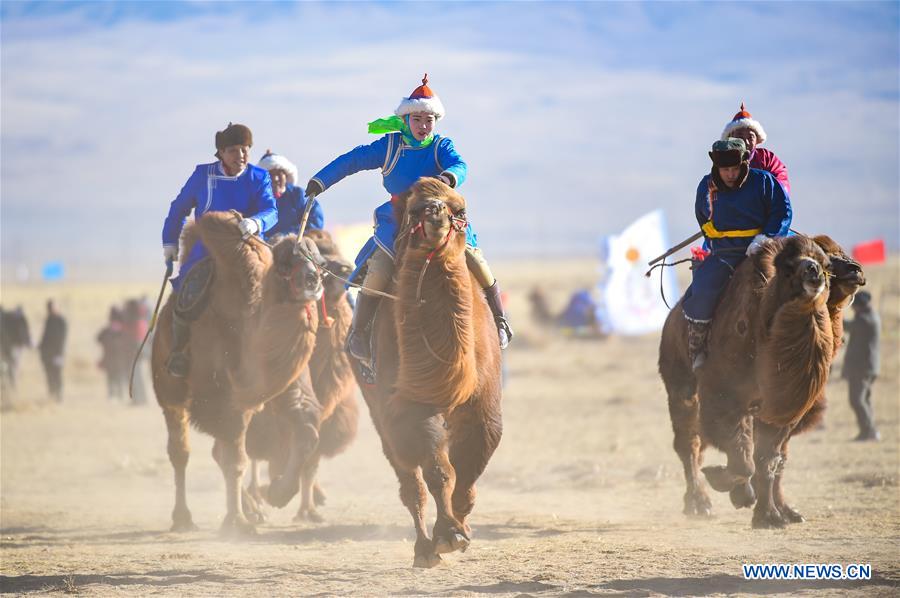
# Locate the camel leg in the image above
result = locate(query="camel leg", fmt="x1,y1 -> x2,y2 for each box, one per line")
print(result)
267,386 -> 321,509
241,460 -> 267,524
447,395 -> 503,537
700,391 -> 756,505
313,482 -> 327,507
772,437 -> 804,523
211,410 -> 256,536
383,445 -> 437,569
295,452 -> 324,522
163,406 -> 197,532
664,375 -> 712,517
386,401 -> 465,566
751,422 -> 793,529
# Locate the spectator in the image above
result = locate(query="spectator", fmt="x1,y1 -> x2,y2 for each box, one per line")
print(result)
98,307 -> 129,401
842,291 -> 881,441
38,300 -> 67,402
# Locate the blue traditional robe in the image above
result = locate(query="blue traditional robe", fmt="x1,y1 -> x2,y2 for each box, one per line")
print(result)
162,162 -> 278,289
682,168 -> 791,321
309,133 -> 475,270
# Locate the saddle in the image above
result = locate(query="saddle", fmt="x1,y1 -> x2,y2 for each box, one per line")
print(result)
175,257 -> 215,321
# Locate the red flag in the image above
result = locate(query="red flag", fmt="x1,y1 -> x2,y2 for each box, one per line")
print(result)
852,239 -> 886,265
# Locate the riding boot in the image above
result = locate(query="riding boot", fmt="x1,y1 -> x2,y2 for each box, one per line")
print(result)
346,292 -> 380,367
166,313 -> 191,378
484,280 -> 513,350
687,319 -> 711,371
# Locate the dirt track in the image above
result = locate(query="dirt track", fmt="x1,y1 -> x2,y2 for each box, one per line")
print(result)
2,259 -> 898,596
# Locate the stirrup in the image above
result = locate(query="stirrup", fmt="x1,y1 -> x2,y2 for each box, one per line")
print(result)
166,352 -> 190,378
346,328 -> 373,368
495,316 -> 513,350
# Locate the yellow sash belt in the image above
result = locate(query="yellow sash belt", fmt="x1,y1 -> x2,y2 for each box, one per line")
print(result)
702,221 -> 762,239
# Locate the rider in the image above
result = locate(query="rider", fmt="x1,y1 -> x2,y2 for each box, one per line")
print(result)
721,102 -> 790,195
258,150 -> 325,238
161,123 -> 278,377
683,138 -> 792,370
303,74 -> 513,367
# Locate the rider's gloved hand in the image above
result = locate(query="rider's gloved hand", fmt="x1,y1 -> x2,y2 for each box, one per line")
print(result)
305,179 -> 324,199
437,173 -> 453,187
163,245 -> 178,263
746,234 -> 771,256
238,218 -> 260,237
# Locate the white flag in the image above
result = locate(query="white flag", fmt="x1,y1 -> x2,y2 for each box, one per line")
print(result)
597,210 -> 679,335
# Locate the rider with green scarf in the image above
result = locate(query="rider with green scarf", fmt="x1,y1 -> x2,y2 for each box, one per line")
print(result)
304,75 -> 512,368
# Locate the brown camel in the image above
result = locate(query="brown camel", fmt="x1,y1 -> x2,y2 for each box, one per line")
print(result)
245,229 -> 360,522
352,178 -> 503,567
151,211 -> 324,534
659,234 -> 864,528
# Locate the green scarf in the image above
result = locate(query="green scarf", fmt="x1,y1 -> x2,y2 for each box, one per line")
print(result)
367,115 -> 434,148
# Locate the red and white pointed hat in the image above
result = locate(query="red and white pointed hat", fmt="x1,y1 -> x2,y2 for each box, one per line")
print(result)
721,102 -> 767,145
395,73 -> 446,120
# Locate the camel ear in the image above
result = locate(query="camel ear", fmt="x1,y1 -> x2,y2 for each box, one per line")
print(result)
773,236 -> 801,272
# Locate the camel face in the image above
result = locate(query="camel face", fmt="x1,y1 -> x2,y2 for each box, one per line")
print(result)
288,243 -> 325,303
323,257 -> 352,303
773,237 -> 831,302
401,178 -> 468,254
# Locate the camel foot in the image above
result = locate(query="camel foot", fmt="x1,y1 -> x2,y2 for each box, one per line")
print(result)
220,513 -> 257,537
434,532 -> 470,555
778,504 -> 805,523
170,508 -> 198,532
702,466 -> 744,493
683,489 -> 713,517
752,507 -> 787,529
313,484 -> 327,507
293,508 -> 324,523
729,482 -> 757,509
242,488 -> 267,524
413,552 -> 443,568
267,476 -> 301,509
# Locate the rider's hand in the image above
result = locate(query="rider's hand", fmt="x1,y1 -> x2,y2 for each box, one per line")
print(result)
238,218 -> 260,237
305,179 -> 324,199
437,174 -> 453,187
163,245 -> 178,262
746,234 -> 771,256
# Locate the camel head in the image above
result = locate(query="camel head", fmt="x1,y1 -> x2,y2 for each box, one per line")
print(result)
770,235 -> 831,305
304,229 -> 353,305
395,177 -> 468,259
272,235 -> 325,303
812,235 -> 866,308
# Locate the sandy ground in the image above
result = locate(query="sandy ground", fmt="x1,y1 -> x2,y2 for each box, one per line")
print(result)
1,258 -> 898,597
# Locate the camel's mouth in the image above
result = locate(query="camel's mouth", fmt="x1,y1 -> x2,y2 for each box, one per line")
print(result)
799,257 -> 827,299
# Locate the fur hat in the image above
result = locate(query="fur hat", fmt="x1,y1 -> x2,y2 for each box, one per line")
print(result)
215,123 -> 253,150
394,74 -> 446,120
853,290 -> 872,309
257,150 -> 298,186
709,138 -> 749,167
721,102 -> 767,145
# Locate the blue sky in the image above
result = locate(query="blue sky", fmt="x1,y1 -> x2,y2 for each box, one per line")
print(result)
1,1 -> 898,280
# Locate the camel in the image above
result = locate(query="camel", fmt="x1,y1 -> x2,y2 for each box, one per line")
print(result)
659,234 -> 865,528
151,210 -> 324,535
245,229 -> 360,523
352,178 -> 503,567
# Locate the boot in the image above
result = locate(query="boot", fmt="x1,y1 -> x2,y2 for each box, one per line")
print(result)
687,319 -> 711,371
346,292 -> 380,367
484,281 -> 513,350
166,313 -> 191,378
